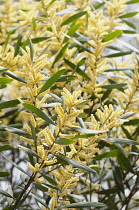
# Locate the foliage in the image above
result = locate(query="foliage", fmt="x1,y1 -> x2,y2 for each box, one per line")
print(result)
0,0 -> 139,210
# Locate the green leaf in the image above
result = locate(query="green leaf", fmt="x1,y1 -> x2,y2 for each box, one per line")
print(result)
5,71 -> 27,83
106,51 -> 132,57
63,23 -> 82,43
119,111 -> 134,119
123,119 -> 139,125
56,155 -> 97,173
0,189 -> 13,198
42,174 -> 58,186
98,189 -> 118,195
18,145 -> 39,158
43,183 -> 60,190
23,103 -> 56,125
34,183 -> 48,192
0,78 -> 13,85
123,30 -> 136,34
0,144 -> 13,152
38,69 -> 65,94
114,143 -> 127,157
64,59 -> 91,80
62,202 -> 105,208
102,30 -> 122,42
0,171 -> 10,177
64,34 -> 92,53
0,67 -> 9,73
94,150 -> 118,160
70,127 -> 107,134
31,193 -> 48,208
117,152 -> 134,174
28,37 -> 34,62
119,12 -> 138,18
121,126 -> 131,139
101,83 -> 127,89
5,127 -> 29,136
1,153 -> 29,175
14,35 -> 22,57
52,44 -> 68,67
110,158 -> 124,194
0,99 -> 20,109
55,138 -> 76,145
123,20 -> 136,30
94,2 -> 105,9
101,138 -> 139,145
4,31 -> 12,51
56,75 -> 77,82
31,37 -> 50,43
127,0 -> 139,3
61,11 -> 87,26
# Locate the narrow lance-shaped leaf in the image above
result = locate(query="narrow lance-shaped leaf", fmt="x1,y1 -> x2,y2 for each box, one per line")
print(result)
31,37 -> 50,43
38,69 -> 65,95
119,12 -> 138,18
28,37 -> 34,63
0,67 -> 9,73
14,35 -> 22,57
61,202 -> 105,208
4,31 -> 12,51
101,83 -> 127,89
110,158 -> 124,194
64,34 -> 92,53
0,144 -> 13,152
0,78 -> 13,85
94,150 -> 119,160
61,11 -> 87,26
117,152 -> 134,174
0,189 -> 13,198
31,193 -> 48,208
0,171 -> 10,177
42,174 -> 58,186
23,103 -> 56,125
5,70 -> 27,83
55,138 -> 76,145
0,99 -> 20,109
52,43 -> 68,67
123,20 -> 136,30
106,51 -> 132,58
101,138 -> 139,145
1,153 -> 29,175
102,30 -> 122,42
5,127 -> 29,136
64,58 -> 91,80
127,0 -> 139,3
123,119 -> 139,125
18,145 -> 39,158
56,155 -> 97,173
63,23 -> 82,43
70,127 -> 107,134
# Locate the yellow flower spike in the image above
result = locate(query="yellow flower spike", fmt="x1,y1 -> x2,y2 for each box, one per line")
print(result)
55,103 -> 65,116
37,145 -> 45,160
27,162 -> 36,173
34,163 -> 40,172
20,136 -> 35,146
34,177 -> 44,183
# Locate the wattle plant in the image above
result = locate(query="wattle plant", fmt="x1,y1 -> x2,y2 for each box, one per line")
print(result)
0,0 -> 139,210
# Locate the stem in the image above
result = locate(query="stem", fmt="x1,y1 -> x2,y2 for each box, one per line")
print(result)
120,173 -> 139,210
12,172 -> 35,210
